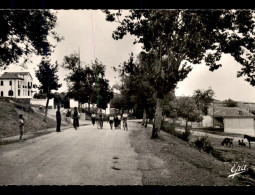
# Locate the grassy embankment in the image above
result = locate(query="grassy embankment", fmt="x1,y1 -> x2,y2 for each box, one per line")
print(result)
0,97 -> 64,139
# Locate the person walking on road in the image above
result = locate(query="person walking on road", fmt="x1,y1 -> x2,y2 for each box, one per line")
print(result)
109,115 -> 114,130
117,113 -> 121,129
91,113 -> 96,126
56,105 -> 61,132
122,112 -> 128,131
18,114 -> 24,141
66,108 -> 72,125
73,107 -> 79,130
99,113 -> 104,129
114,114 -> 118,129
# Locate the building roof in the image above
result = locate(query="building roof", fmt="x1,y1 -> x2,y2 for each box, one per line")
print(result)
214,107 -> 255,118
0,72 -> 24,80
0,72 -> 33,80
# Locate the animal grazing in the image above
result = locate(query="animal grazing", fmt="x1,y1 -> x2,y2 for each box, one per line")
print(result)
221,138 -> 234,147
244,134 -> 255,149
238,139 -> 246,146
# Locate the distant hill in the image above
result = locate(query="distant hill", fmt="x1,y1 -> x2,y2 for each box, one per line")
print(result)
0,97 -> 58,139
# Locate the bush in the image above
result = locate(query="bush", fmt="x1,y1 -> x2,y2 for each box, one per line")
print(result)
194,135 -> 213,153
176,130 -> 191,142
161,121 -> 175,133
161,121 -> 190,142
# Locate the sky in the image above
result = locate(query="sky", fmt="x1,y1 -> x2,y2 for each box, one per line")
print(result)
3,10 -> 255,103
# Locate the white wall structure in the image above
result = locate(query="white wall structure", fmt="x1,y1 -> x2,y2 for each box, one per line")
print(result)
70,99 -> 79,108
30,98 -> 54,108
105,104 -> 110,115
0,72 -> 36,99
224,117 -> 255,136
202,115 -> 213,127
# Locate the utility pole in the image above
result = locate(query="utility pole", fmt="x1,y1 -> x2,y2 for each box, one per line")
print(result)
78,46 -> 81,110
212,99 -> 214,132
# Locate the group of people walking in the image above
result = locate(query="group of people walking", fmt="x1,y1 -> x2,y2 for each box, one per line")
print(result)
91,112 -> 128,130
17,107 -> 128,142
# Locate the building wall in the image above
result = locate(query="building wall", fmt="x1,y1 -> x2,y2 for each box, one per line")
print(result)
0,79 -> 15,98
0,75 -> 34,99
17,74 -> 33,98
70,99 -> 79,108
202,115 -> 213,127
224,118 -> 255,136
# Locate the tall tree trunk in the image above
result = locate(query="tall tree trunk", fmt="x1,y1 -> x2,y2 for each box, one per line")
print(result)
145,109 -> 148,128
173,117 -> 176,131
142,108 -> 146,125
44,97 -> 50,122
185,120 -> 188,133
151,98 -> 164,139
88,101 -> 90,114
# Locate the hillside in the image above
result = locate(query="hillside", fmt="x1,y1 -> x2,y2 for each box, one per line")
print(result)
0,97 -> 58,139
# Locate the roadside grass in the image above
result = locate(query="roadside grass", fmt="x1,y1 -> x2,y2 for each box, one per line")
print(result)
130,121 -> 255,185
161,120 -> 255,184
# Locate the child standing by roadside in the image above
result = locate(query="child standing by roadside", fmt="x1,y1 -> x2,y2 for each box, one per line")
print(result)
19,114 -> 24,141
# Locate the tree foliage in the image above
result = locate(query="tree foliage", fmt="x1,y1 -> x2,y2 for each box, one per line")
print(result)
112,52 -> 157,118
193,88 -> 214,115
63,54 -> 113,111
0,10 -> 62,69
175,96 -> 202,131
223,98 -> 238,107
104,10 -> 255,138
167,88 -> 214,131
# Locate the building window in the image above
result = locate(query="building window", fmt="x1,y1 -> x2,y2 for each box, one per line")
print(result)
1,91 -> 3,96
239,110 -> 242,115
18,89 -> 21,96
0,81 -> 3,86
8,90 -> 13,96
9,81 -> 12,86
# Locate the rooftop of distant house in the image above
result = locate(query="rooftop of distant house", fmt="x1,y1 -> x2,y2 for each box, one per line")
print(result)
0,72 -> 32,80
214,107 -> 255,118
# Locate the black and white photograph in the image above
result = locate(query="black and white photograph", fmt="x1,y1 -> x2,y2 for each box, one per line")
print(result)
1,6 -> 255,187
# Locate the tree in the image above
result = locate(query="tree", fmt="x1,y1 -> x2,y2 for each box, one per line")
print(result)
112,52 -> 157,123
90,59 -> 114,110
110,93 -> 124,112
193,88 -> 215,115
175,96 -> 202,132
0,10 -> 62,69
104,10 -> 255,139
171,88 -> 214,131
35,58 -> 62,121
53,92 -> 69,108
33,91 -> 47,99
63,54 -> 113,112
223,98 -> 238,107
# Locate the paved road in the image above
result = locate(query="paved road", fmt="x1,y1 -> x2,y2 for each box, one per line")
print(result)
0,122 -> 142,185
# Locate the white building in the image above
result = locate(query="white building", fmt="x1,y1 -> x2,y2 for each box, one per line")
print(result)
0,72 -> 36,99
